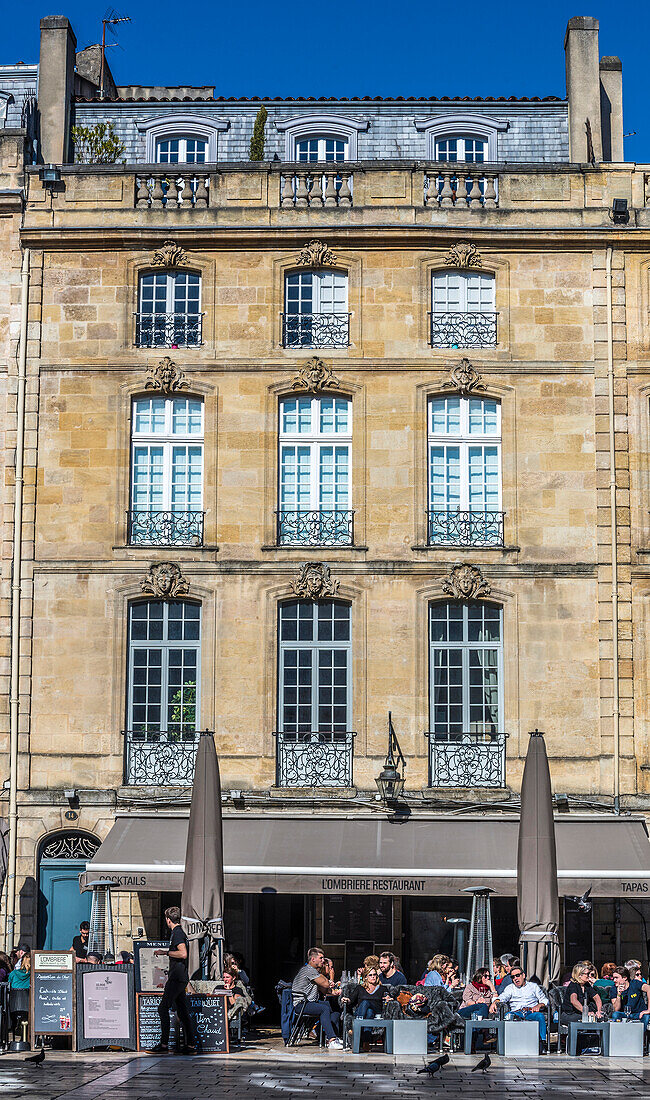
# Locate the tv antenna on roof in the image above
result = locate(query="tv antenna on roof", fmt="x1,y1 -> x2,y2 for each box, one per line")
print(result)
100,10 -> 131,100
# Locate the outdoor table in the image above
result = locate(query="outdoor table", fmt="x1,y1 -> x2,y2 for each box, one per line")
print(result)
464,1018 -> 503,1055
498,1019 -> 540,1057
608,1020 -> 644,1057
567,1020 -> 609,1056
391,1019 -> 428,1055
351,1017 -> 393,1054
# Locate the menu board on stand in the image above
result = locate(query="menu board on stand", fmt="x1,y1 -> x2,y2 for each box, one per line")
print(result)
136,991 -> 229,1053
133,941 -> 169,993
31,951 -> 75,1050
75,962 -> 136,1051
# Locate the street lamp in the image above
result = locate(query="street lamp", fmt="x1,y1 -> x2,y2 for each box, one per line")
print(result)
375,712 -> 406,804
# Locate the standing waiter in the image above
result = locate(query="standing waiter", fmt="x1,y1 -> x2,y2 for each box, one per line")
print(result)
151,906 -> 196,1054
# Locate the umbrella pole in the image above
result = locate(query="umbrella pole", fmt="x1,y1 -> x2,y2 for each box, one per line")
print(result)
201,933 -> 210,980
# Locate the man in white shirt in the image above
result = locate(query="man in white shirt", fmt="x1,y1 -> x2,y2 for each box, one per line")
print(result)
489,963 -> 549,1045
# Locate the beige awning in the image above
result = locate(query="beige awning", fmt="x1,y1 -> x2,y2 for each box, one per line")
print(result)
80,812 -> 650,897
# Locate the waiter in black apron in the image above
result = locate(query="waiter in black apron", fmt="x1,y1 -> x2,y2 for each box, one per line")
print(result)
151,905 -> 196,1054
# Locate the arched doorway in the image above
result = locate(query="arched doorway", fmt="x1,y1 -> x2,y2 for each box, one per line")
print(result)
37,831 -> 100,949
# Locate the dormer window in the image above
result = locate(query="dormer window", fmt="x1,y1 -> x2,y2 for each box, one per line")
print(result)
435,136 -> 487,163
296,136 -> 348,163
156,136 -> 207,164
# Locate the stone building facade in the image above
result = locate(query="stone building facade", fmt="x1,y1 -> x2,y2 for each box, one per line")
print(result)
1,13 -> 650,992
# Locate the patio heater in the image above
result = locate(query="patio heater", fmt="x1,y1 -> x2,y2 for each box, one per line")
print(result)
446,917 -> 470,983
88,881 -> 116,959
464,888 -> 495,980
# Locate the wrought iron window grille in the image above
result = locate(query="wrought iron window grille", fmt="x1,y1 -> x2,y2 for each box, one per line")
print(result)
428,731 -> 507,789
275,731 -> 354,788
123,729 -> 200,786
276,509 -> 354,546
427,510 -> 504,548
127,510 -> 205,547
282,313 -> 350,348
428,311 -> 498,348
134,312 -> 204,348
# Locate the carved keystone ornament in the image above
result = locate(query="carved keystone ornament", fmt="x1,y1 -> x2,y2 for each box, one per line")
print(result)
141,561 -> 190,599
297,239 -> 338,267
442,563 -> 491,601
444,241 -> 483,269
151,240 -> 190,268
145,357 -> 189,394
442,358 -> 486,396
291,563 -> 340,600
291,356 -> 341,394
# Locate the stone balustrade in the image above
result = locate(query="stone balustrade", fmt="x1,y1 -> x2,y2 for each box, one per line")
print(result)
424,169 -> 499,209
279,170 -> 353,208
135,171 -> 210,208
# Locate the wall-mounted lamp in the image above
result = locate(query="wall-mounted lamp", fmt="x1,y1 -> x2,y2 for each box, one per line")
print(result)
64,788 -> 79,809
38,163 -> 63,190
375,712 -> 406,805
611,198 -> 629,224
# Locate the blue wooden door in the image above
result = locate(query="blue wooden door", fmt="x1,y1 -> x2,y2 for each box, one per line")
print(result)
38,860 -> 91,950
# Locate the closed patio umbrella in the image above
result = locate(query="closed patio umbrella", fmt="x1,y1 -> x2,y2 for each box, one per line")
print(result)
517,730 -> 560,985
181,730 -> 225,980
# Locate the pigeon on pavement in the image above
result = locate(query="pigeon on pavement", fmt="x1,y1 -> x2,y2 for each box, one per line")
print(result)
25,1047 -> 45,1066
472,1053 -> 491,1072
417,1054 -> 450,1075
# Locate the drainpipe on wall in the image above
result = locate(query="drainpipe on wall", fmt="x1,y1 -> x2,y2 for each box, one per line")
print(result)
606,245 -> 621,814
6,248 -> 30,950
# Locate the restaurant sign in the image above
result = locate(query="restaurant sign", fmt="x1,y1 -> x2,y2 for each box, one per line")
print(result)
321,877 -> 427,893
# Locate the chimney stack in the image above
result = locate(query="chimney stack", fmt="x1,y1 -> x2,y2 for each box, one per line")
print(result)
564,16 -> 602,163
599,56 -> 624,162
37,16 -> 77,164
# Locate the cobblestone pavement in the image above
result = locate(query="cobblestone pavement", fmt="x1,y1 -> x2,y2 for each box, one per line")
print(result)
0,1050 -> 649,1100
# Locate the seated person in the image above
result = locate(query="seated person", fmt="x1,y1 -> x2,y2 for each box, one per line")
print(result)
423,953 -> 450,987
445,960 -> 461,990
7,949 -> 30,990
292,947 -> 342,1050
378,952 -> 406,986
611,966 -> 650,1023
72,921 -> 90,962
225,952 -> 251,989
495,954 -> 516,992
222,967 -> 251,1022
592,962 -> 617,1005
340,965 -> 388,1019
459,968 -> 496,1020
561,963 -> 604,1023
489,963 -> 549,1049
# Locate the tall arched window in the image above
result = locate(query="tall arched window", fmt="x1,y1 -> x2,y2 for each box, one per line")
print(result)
430,270 -> 496,348
125,598 -> 201,786
136,271 -> 202,348
429,600 -> 502,735
283,270 -> 349,348
276,598 -> 353,788
278,394 -> 352,546
427,394 -> 503,546
129,395 -> 204,547
428,600 -> 505,788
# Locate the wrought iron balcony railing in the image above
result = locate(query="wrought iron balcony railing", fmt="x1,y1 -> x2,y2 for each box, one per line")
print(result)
128,510 -> 205,547
282,312 -> 350,349
428,311 -> 498,348
427,509 -> 504,548
134,312 -> 203,348
275,731 -> 354,788
428,732 -> 507,788
277,509 -> 354,546
123,729 -> 200,786
280,170 -> 353,208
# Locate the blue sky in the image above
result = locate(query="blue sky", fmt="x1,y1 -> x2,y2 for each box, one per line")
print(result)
5,2 -> 650,160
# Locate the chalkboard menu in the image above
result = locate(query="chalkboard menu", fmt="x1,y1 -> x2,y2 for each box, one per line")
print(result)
137,993 -> 166,1050
31,952 -> 75,1046
324,895 -> 393,944
137,991 -> 229,1053
75,963 -> 136,1052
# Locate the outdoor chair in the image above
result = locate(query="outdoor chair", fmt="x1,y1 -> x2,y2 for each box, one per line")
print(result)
548,985 -> 569,1053
276,982 -> 322,1047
